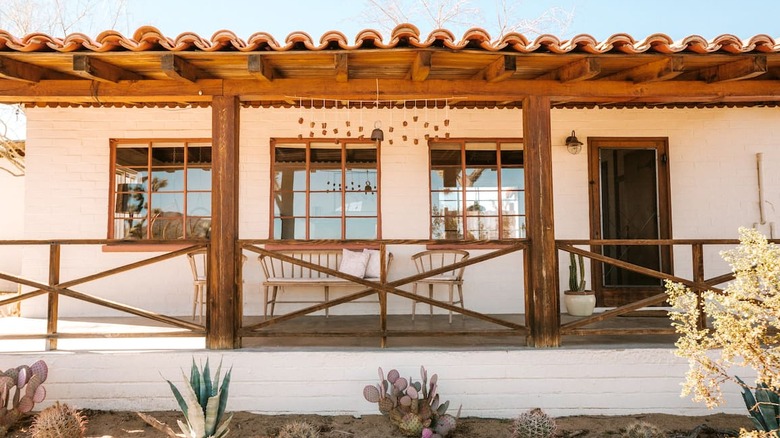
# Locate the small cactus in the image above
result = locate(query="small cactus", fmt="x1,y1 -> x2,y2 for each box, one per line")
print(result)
29,402 -> 87,438
363,366 -> 459,437
512,408 -> 557,438
0,360 -> 48,437
621,421 -> 664,438
277,420 -> 320,438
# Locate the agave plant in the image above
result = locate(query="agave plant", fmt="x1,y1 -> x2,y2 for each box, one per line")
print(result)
736,376 -> 779,433
139,358 -> 233,438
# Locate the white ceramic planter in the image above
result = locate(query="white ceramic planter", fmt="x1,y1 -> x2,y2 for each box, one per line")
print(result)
564,291 -> 596,316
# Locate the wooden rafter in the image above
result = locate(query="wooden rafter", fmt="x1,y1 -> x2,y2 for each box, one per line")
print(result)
557,58 -> 601,83
248,54 -> 274,81
476,55 -> 517,83
72,55 -> 144,83
161,54 -> 208,82
536,57 -> 600,82
602,57 -> 684,83
335,53 -> 348,82
0,56 -> 68,83
698,55 -> 767,83
410,52 -> 431,82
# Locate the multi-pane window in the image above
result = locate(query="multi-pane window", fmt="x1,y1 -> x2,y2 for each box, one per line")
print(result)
272,139 -> 379,239
110,139 -> 212,240
429,139 -> 524,239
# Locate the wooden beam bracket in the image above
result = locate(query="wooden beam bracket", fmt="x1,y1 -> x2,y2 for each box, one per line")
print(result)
477,55 -> 517,83
248,55 -> 275,82
335,53 -> 349,82
161,54 -> 208,82
410,52 -> 432,82
72,55 -> 144,83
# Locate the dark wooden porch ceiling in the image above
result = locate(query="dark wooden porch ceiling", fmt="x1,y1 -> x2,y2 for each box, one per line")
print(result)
0,24 -> 779,108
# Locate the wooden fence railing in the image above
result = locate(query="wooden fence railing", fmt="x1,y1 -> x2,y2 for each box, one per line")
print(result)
0,239 -> 207,350
555,239 -> 741,337
0,238 -> 751,350
238,239 -> 528,347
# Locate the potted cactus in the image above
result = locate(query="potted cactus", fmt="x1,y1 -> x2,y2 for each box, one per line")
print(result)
563,253 -> 595,316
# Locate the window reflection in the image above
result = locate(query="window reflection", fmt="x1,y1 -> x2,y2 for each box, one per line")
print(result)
430,140 -> 524,239
272,140 -> 379,239
112,140 -> 212,240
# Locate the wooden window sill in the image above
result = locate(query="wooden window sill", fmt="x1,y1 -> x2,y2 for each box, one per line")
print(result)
426,241 -> 527,250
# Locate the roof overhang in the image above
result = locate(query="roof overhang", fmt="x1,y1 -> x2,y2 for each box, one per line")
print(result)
1,24 -> 779,109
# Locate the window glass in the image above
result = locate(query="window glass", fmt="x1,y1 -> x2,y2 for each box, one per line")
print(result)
429,139 -> 525,239
111,140 -> 211,240
272,139 -> 379,239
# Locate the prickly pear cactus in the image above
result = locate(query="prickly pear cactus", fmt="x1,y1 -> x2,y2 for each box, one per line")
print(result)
0,360 -> 48,437
362,366 -> 460,437
512,408 -> 557,438
30,401 -> 87,438
621,421 -> 664,438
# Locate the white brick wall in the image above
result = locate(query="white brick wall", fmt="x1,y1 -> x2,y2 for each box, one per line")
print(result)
0,168 -> 24,292
18,105 -> 780,317
1,348 -> 751,417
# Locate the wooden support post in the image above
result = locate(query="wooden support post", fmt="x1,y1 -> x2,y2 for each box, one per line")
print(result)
46,243 -> 60,351
379,243 -> 388,348
522,96 -> 560,347
691,243 -> 707,330
208,95 -> 241,349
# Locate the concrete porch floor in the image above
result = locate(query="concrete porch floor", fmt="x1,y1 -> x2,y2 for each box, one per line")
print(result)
0,311 -> 678,352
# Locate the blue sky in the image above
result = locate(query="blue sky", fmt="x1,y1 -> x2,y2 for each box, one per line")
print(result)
125,0 -> 779,41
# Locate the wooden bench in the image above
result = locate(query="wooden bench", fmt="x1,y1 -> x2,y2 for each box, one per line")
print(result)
258,249 -> 392,317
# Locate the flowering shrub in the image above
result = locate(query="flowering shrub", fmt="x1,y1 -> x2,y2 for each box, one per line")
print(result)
666,227 -> 780,437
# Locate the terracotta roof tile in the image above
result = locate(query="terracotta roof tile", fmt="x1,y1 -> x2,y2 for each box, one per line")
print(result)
0,23 -> 777,55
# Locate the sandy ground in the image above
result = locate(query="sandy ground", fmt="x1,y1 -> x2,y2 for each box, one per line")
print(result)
6,410 -> 756,437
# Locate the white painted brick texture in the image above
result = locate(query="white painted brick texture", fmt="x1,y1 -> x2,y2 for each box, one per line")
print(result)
1,349 -> 750,418
16,106 -> 780,317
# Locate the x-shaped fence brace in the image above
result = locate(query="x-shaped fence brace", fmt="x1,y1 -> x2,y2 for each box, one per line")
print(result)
240,242 -> 529,337
0,243 -> 207,340
557,243 -> 733,334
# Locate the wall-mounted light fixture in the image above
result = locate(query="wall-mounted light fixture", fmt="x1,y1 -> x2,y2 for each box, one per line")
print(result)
565,130 -> 583,155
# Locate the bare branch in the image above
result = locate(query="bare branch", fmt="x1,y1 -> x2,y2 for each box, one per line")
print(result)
359,0 -> 575,41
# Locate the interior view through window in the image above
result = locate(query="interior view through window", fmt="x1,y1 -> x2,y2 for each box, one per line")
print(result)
429,139 -> 524,239
111,139 -> 212,240
272,139 -> 379,239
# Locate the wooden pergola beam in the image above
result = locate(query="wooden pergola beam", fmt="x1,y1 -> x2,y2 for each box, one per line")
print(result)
161,54 -> 208,82
602,56 -> 684,83
699,55 -> 767,83
410,52 -> 432,81
4,78 -> 780,104
335,54 -> 348,82
247,54 -> 274,81
476,55 -> 517,83
0,56 -> 66,83
72,55 -> 144,83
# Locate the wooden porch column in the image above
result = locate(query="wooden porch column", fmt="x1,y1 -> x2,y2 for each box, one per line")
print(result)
522,96 -> 560,347
208,95 -> 241,349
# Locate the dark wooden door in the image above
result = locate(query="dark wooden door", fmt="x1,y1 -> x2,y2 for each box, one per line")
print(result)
588,137 -> 672,307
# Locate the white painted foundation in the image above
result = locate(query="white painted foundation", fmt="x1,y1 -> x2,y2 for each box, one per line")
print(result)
1,348 -> 750,418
